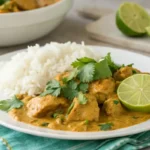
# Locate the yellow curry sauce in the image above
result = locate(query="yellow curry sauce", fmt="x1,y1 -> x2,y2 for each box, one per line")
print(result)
8,66 -> 150,132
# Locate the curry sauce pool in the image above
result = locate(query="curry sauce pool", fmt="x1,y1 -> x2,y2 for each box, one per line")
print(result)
9,94 -> 150,132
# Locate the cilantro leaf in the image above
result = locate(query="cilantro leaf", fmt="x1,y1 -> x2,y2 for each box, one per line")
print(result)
132,69 -> 137,74
94,59 -> 112,80
65,69 -> 78,82
61,80 -> 78,100
41,80 -> 61,97
51,88 -> 61,97
52,113 -> 59,118
127,63 -> 134,67
77,57 -> 96,63
0,96 -> 24,112
0,100 -> 11,111
41,122 -> 49,127
113,100 -> 119,105
72,57 -> 96,68
0,0 -> 8,5
104,53 -> 120,72
67,102 -> 74,114
67,80 -> 78,90
105,53 -> 134,72
46,80 -> 60,90
78,63 -> 95,82
62,77 -> 68,84
41,88 -> 61,97
77,92 -> 88,104
62,87 -> 78,100
84,120 -> 89,125
78,83 -> 89,93
71,61 -> 84,68
99,123 -> 113,131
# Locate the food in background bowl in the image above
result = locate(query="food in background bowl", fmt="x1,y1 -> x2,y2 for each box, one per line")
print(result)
0,0 -> 72,46
0,0 -> 60,13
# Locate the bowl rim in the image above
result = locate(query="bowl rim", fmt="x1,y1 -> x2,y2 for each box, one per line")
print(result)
0,0 -> 66,16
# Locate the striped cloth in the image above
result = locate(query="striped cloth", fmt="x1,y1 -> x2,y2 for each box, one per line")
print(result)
0,125 -> 150,150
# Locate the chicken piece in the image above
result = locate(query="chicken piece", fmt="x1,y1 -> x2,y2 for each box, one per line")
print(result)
103,95 -> 126,117
13,0 -> 38,10
89,78 -> 115,104
27,95 -> 68,118
114,66 -> 140,81
37,0 -> 60,7
67,94 -> 100,122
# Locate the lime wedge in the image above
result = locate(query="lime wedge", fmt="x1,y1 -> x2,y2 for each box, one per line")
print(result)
117,74 -> 150,112
116,2 -> 150,36
146,26 -> 150,36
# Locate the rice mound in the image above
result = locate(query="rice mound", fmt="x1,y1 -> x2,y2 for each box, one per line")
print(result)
0,42 -> 99,96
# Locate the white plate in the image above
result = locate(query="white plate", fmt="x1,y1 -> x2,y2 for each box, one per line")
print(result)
0,46 -> 150,140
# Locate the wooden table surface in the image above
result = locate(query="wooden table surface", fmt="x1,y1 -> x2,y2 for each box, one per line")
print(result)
0,0 -> 150,149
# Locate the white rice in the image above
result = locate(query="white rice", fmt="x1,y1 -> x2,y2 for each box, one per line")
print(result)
0,42 -> 100,97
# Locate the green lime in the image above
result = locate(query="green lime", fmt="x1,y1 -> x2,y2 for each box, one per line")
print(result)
116,2 -> 150,36
117,74 -> 150,112
145,26 -> 150,36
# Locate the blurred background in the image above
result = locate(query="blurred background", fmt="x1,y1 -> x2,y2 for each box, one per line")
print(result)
81,0 -> 150,9
0,0 -> 150,56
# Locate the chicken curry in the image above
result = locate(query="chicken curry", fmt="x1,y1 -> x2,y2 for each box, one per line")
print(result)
1,53 -> 150,132
0,0 -> 60,13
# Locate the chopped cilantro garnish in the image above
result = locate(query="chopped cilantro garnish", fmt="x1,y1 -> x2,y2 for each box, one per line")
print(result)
77,92 -> 88,105
127,63 -> 134,67
132,116 -> 139,119
67,102 -> 74,114
41,122 -> 49,127
0,0 -> 8,5
62,80 -> 78,100
62,87 -> 78,100
72,57 -> 113,82
113,100 -> 119,105
104,53 -> 120,72
94,59 -> 112,80
46,80 -> 60,89
78,83 -> 89,93
99,123 -> 113,131
71,57 -> 96,68
84,120 -> 89,125
65,69 -> 78,82
78,63 -> 95,82
40,80 -> 61,97
104,53 -> 134,72
52,113 -> 59,118
132,70 -> 137,74
67,80 -> 78,90
0,96 -> 24,112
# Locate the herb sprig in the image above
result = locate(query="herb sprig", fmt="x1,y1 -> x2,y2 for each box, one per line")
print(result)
72,57 -> 112,82
40,53 -> 130,105
105,53 -> 134,72
0,96 -> 24,112
0,0 -> 8,5
99,123 -> 114,131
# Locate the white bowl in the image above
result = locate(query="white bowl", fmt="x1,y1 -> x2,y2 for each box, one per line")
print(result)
0,0 -> 73,46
